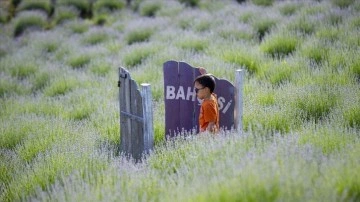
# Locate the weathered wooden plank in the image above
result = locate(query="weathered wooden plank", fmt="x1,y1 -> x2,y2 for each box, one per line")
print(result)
130,79 -> 143,160
136,89 -> 144,159
119,67 -> 132,156
141,83 -> 153,153
129,78 -> 136,159
119,68 -> 127,154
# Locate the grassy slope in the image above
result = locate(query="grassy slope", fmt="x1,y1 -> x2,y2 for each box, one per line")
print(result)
0,0 -> 360,201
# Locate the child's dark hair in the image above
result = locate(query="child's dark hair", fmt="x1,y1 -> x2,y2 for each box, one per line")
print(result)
194,74 -> 216,93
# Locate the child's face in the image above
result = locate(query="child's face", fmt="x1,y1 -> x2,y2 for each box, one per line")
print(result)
194,81 -> 208,99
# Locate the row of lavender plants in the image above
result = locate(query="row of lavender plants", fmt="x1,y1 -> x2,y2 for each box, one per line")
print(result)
0,0 -> 359,201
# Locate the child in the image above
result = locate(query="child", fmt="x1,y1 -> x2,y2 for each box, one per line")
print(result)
194,74 -> 219,133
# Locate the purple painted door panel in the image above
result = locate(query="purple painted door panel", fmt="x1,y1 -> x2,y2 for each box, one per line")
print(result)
163,61 -> 180,137
213,79 -> 235,130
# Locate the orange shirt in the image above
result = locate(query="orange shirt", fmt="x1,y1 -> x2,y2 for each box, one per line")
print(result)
199,94 -> 219,133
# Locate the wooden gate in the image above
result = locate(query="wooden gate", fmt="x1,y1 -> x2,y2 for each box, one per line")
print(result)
118,67 -> 153,161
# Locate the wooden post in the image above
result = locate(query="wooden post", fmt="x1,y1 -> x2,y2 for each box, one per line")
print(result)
141,83 -> 154,154
235,69 -> 244,134
119,68 -> 132,155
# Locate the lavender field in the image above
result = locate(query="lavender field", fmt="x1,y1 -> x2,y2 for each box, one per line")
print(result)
0,0 -> 359,201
